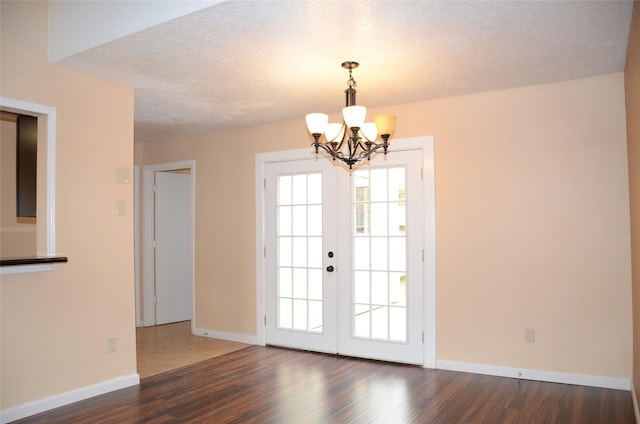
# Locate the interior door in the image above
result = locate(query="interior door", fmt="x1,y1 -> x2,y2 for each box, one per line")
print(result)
154,170 -> 193,325
265,150 -> 424,364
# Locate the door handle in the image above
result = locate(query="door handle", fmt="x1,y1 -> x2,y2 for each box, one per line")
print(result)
326,265 -> 334,272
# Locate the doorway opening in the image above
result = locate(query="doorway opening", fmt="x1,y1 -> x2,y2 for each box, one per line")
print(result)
136,161 -> 199,377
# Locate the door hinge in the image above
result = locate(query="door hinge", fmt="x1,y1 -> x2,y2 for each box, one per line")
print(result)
153,296 -> 157,305
264,315 -> 267,326
422,331 -> 425,344
422,249 -> 424,261
421,167 -> 423,179
152,184 -> 157,192
153,240 -> 157,249
264,178 -> 266,189
264,246 -> 266,258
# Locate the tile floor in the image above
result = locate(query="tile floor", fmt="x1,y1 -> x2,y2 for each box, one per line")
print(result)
136,320 -> 250,378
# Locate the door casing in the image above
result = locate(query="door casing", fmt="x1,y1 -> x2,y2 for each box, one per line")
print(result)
142,160 -> 196,327
255,136 -> 436,367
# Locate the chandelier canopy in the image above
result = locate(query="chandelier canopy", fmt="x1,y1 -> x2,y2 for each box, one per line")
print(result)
306,61 -> 397,169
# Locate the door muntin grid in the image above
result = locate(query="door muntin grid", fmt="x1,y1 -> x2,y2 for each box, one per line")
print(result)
352,167 -> 407,342
276,173 -> 324,333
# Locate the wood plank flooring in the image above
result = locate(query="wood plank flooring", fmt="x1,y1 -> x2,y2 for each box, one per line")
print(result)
14,346 -> 635,423
136,321 -> 249,378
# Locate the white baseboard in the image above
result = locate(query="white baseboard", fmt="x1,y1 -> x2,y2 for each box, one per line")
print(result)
0,374 -> 139,424
632,381 -> 640,423
436,360 -> 630,391
192,327 -> 257,345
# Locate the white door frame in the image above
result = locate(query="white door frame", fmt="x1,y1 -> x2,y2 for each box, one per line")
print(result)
255,136 -> 436,367
134,165 -> 142,327
142,160 -> 196,327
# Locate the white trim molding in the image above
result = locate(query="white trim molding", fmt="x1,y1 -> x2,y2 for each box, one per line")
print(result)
0,374 -> 139,424
436,359 -> 631,391
1,264 -> 55,275
142,160 -> 196,327
193,327 -> 257,345
632,382 -> 640,424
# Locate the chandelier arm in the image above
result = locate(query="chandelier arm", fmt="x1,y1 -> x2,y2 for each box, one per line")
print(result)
358,141 -> 389,162
312,141 -> 349,161
334,138 -> 345,155
347,128 -> 361,162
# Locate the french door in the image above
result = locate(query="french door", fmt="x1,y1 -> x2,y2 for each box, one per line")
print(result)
264,150 -> 424,364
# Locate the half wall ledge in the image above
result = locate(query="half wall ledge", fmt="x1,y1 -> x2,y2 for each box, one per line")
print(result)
0,256 -> 68,266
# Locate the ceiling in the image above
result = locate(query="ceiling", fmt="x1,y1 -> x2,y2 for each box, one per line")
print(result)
56,1 -> 634,142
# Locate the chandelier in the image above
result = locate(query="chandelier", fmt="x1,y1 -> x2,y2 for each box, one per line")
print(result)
305,61 -> 397,169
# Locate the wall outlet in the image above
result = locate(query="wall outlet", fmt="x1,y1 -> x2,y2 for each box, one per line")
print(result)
525,328 -> 535,343
108,337 -> 117,353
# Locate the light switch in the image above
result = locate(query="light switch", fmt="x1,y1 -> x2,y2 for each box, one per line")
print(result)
115,199 -> 126,216
115,167 -> 130,184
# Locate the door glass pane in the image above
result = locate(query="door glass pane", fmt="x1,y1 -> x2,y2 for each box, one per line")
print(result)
370,169 -> 387,202
292,175 -> 307,204
279,268 -> 292,297
353,237 -> 369,269
308,236 -> 322,268
352,167 -> 407,342
354,271 -> 370,303
279,237 -> 291,267
354,304 -> 370,338
292,237 -> 307,267
370,237 -> 388,271
277,173 -> 323,333
370,203 -> 388,236
308,205 -> 322,236
308,269 -> 323,300
279,176 -> 292,205
371,271 -> 388,305
279,206 -> 292,236
292,268 -> 307,298
293,299 -> 307,330
309,300 -> 323,331
307,173 -> 322,204
292,206 -> 307,235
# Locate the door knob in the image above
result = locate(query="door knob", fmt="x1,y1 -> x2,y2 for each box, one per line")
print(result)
326,265 -> 334,272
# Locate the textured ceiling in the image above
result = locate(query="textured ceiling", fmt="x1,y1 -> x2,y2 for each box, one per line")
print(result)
56,0 -> 634,142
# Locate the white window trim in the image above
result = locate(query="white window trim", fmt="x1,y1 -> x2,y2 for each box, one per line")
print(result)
0,97 -> 57,275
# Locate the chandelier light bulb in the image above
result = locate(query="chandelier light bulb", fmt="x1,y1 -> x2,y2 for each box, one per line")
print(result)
325,122 -> 345,143
342,106 -> 367,129
305,113 -> 328,135
374,114 -> 397,137
360,122 -> 378,142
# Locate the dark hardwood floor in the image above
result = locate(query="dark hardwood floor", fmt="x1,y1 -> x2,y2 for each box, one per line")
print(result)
14,346 -> 635,423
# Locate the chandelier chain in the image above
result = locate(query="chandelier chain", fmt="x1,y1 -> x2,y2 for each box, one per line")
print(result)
347,69 -> 357,89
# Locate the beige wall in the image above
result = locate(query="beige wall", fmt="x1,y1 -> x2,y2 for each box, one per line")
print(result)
627,1 -> 640,400
0,0 -> 136,411
143,72 -> 632,379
